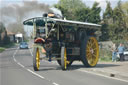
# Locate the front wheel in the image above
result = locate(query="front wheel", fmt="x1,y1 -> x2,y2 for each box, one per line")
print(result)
61,46 -> 68,70
33,47 -> 40,71
80,36 -> 99,67
57,59 -> 73,67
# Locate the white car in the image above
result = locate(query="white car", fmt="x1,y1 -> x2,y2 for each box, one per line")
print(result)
117,49 -> 128,61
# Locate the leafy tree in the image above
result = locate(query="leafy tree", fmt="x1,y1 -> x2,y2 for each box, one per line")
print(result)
0,22 -> 6,43
99,21 -> 110,41
103,1 -> 113,19
75,7 -> 90,22
75,2 -> 101,24
113,1 -> 127,40
0,22 -> 6,34
101,0 -> 128,41
0,22 -> 10,45
100,1 -> 113,41
54,0 -> 86,20
89,2 -> 101,23
121,1 -> 128,40
55,0 -> 101,24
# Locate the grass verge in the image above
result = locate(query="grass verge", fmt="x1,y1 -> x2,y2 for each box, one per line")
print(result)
0,43 -> 15,53
99,48 -> 112,62
0,47 -> 5,53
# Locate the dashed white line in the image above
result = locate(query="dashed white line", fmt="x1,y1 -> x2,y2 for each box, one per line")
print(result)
13,46 -> 128,84
14,58 -> 16,62
27,69 -> 45,79
12,47 -> 59,85
53,82 -> 59,85
78,69 -> 128,83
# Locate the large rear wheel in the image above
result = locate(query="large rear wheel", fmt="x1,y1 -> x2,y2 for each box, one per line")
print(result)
33,47 -> 40,71
80,36 -> 99,67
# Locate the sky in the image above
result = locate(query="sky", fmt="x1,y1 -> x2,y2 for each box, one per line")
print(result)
0,0 -> 128,9
1,0 -> 127,23
0,0 -> 127,36
0,0 -> 128,17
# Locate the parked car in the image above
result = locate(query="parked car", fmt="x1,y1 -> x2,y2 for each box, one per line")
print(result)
19,42 -> 28,49
117,48 -> 128,61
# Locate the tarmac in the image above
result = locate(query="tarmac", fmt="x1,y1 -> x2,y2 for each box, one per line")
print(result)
41,53 -> 128,81
75,61 -> 128,81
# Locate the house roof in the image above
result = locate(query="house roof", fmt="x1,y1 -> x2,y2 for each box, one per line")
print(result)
6,30 -> 15,35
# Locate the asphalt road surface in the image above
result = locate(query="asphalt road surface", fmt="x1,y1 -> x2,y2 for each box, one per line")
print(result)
0,46 -> 128,85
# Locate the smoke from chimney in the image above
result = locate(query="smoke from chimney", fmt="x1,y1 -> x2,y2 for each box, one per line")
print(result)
0,0 -> 53,34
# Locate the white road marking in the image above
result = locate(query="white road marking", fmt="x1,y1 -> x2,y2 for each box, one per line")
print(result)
12,47 -> 59,85
17,62 -> 25,68
13,46 -> 128,84
13,47 -> 18,63
53,82 -> 59,85
14,58 -> 16,62
29,49 -> 33,56
78,69 -> 128,83
27,69 -> 45,79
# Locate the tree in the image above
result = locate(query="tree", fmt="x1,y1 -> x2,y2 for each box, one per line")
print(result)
75,7 -> 90,22
0,22 -> 6,43
113,1 -> 127,40
0,22 -> 6,34
103,1 -> 113,19
89,2 -> 101,24
0,22 -> 10,45
101,0 -> 128,41
100,1 -> 113,41
121,1 -> 128,40
121,1 -> 128,27
55,0 -> 101,24
54,0 -> 86,20
75,2 -> 101,24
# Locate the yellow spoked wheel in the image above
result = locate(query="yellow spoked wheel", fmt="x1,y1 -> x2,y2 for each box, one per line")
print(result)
61,46 -> 67,70
86,37 -> 99,66
81,36 -> 99,67
33,47 -> 40,71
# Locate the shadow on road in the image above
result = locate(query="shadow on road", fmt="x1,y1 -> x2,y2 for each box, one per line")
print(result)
37,64 -> 119,71
95,64 -> 120,68
25,63 -> 120,71
67,63 -> 120,70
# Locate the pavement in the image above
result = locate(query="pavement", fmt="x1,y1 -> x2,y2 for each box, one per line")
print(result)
72,61 -> 128,81
95,61 -> 128,80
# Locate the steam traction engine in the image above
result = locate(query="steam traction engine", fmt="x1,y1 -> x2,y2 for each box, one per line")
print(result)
23,13 -> 101,71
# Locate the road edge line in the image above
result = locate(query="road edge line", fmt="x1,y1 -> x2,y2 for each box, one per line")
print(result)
27,69 -> 45,79
78,69 -> 128,83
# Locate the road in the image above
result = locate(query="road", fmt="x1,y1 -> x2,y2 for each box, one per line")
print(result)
0,46 -> 128,85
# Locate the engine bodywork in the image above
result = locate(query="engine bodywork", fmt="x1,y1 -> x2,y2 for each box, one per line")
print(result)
23,14 -> 101,70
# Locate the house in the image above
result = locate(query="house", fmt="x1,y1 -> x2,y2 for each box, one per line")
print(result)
6,30 -> 15,42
